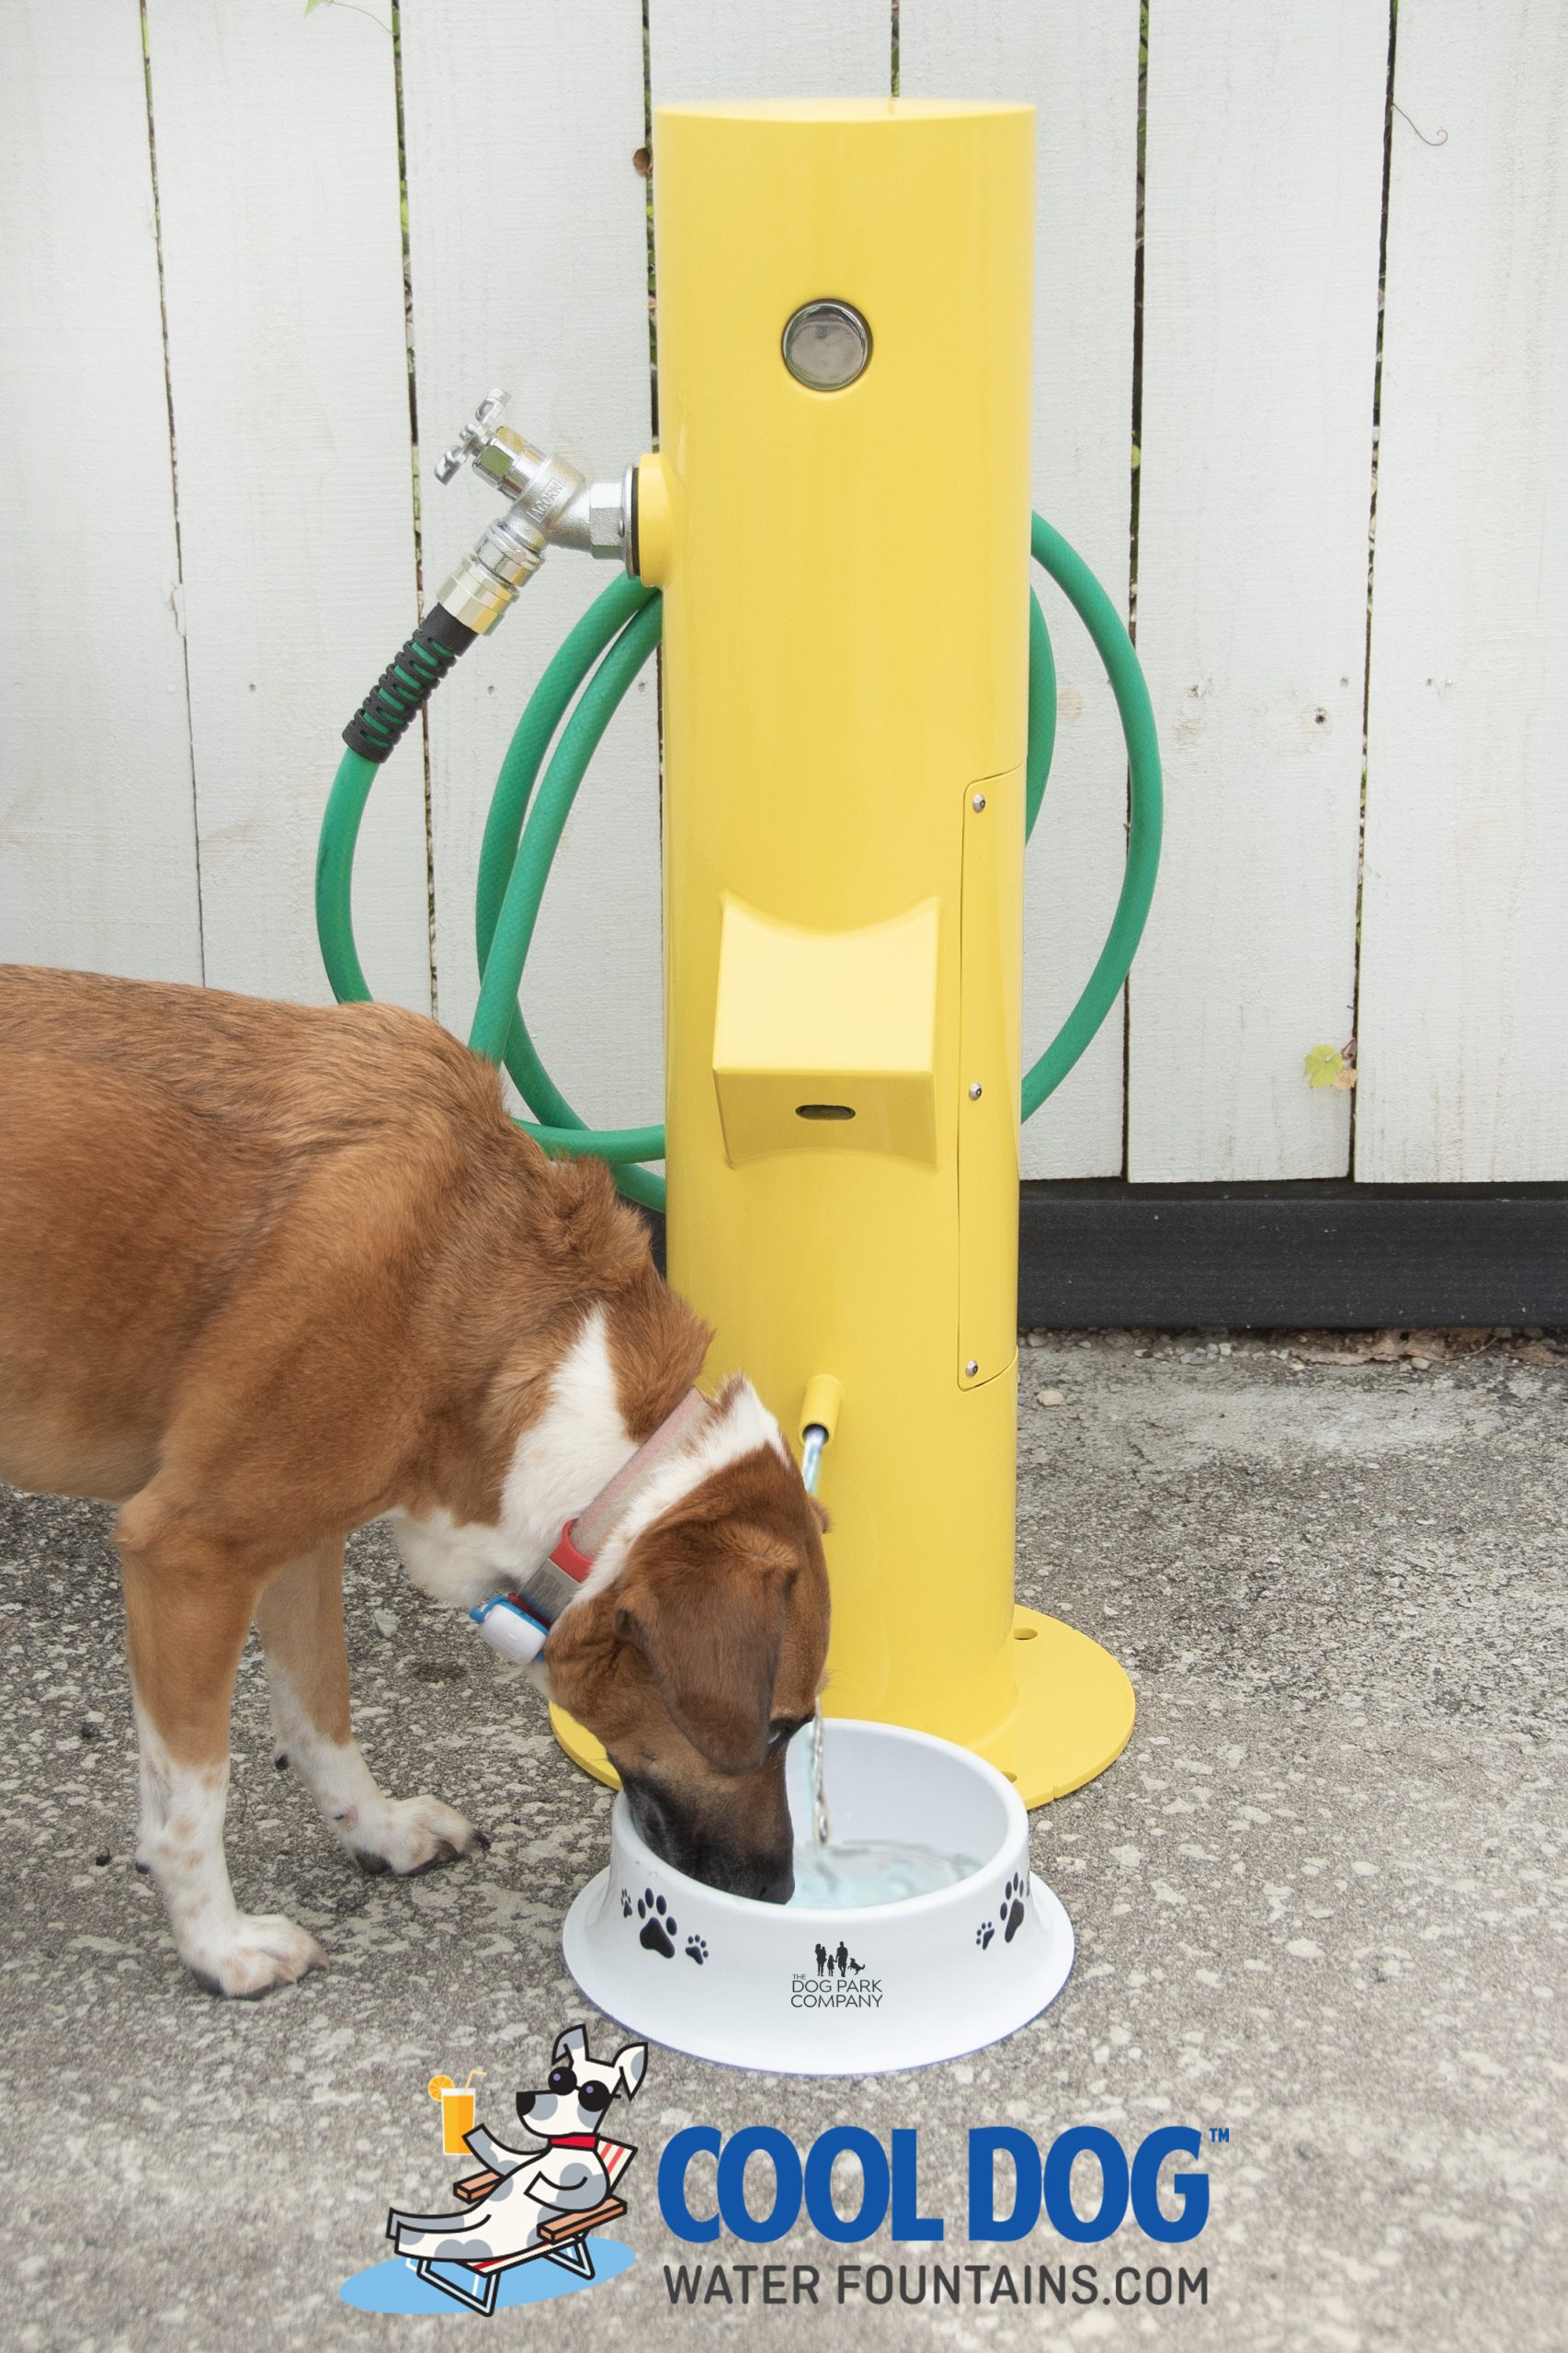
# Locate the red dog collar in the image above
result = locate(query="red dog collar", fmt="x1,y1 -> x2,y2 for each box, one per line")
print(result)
548,1522 -> 595,1580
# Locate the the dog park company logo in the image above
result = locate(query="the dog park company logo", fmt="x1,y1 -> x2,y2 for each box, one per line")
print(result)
337,2025 -> 643,2316
793,1934 -> 882,2008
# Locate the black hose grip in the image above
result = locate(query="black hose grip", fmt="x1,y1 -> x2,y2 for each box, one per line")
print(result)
343,606 -> 477,763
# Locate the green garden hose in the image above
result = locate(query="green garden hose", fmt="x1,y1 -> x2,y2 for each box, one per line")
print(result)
317,512 -> 1161,1215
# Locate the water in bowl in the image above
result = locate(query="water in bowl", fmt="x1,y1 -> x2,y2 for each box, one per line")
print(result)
789,1838 -> 982,1910
796,1707 -> 979,1906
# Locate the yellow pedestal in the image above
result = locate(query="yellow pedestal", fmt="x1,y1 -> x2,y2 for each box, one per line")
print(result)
553,101 -> 1132,1808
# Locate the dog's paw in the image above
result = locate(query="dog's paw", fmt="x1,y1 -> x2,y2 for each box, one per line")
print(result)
185,1912 -> 328,1999
342,1794 -> 484,1877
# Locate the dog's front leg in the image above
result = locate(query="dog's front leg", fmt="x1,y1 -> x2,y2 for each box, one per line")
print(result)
117,1501 -> 327,1998
254,1540 -> 482,1877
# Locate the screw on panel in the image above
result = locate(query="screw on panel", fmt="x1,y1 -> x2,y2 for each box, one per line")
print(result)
969,1083 -> 983,1100
965,1360 -> 980,1379
972,793 -> 986,812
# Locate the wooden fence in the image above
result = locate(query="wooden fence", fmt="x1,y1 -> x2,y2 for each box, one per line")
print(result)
4,0 -> 1565,1182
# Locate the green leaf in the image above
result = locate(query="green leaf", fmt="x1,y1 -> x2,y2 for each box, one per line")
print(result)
1303,1043 -> 1345,1089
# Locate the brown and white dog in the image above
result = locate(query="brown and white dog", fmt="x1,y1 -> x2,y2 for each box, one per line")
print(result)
0,967 -> 830,1996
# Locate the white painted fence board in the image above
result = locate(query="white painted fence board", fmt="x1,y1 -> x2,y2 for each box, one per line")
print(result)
402,0 -> 662,1134
9,0 -> 1568,1190
649,0 -> 890,107
902,0 -> 1140,1179
146,0 -> 428,1009
1358,1 -> 1568,1181
1129,3 -> 1387,1180
0,0 -> 200,983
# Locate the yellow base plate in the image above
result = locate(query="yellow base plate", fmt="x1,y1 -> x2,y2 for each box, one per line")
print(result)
550,1606 -> 1133,1811
981,1606 -> 1136,1807
548,1702 -> 621,1791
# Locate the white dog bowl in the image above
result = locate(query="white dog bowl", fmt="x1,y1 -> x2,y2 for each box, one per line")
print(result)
562,1719 -> 1074,2075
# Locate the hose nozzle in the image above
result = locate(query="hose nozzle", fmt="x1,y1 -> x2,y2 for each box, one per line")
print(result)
798,1374 -> 843,1496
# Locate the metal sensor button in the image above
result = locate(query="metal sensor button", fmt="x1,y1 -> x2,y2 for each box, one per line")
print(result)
782,301 -> 871,391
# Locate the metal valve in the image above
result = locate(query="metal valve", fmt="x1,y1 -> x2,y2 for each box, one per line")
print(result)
343,386 -> 634,762
430,385 -> 636,636
434,387 -> 510,485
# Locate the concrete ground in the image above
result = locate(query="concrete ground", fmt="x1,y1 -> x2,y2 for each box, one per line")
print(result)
1,1329 -> 1562,2352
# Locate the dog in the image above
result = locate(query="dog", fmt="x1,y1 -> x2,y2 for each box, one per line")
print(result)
0,966 -> 830,1996
386,2025 -> 646,2275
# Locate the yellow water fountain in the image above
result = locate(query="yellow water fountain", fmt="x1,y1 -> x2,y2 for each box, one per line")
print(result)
318,99 -> 1163,1810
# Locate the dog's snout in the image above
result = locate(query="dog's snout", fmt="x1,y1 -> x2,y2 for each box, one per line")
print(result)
619,1763 -> 797,1906
516,2090 -> 539,2121
753,1856 -> 794,1905
696,1844 -> 793,1903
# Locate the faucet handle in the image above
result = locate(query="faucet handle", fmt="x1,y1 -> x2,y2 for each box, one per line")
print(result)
435,388 -> 510,485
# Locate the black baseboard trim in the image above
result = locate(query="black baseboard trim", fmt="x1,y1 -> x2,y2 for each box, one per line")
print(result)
643,1181 -> 1568,1331
1019,1179 -> 1568,1329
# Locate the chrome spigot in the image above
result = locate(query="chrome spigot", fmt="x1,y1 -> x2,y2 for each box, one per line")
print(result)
432,388 -> 634,636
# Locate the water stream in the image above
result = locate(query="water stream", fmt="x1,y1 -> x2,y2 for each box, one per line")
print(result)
810,1703 -> 832,1846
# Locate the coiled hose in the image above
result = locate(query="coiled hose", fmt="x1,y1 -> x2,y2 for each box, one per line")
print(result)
317,512 -> 1162,1216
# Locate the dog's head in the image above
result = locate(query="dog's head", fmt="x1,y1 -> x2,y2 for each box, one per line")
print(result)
517,2023 -> 646,2139
544,1378 -> 831,1904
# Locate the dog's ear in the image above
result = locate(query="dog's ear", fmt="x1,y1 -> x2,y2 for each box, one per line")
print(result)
614,2042 -> 648,2099
615,1519 -> 791,1775
553,2023 -> 588,2064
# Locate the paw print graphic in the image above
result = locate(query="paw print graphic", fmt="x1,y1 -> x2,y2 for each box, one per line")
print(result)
685,1935 -> 709,1965
636,1889 -> 676,1957
975,1919 -> 994,1951
999,1872 -> 1027,1943
619,1888 -> 632,1918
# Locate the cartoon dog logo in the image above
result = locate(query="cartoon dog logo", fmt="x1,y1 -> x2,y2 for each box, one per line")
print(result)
384,2026 -> 646,2314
